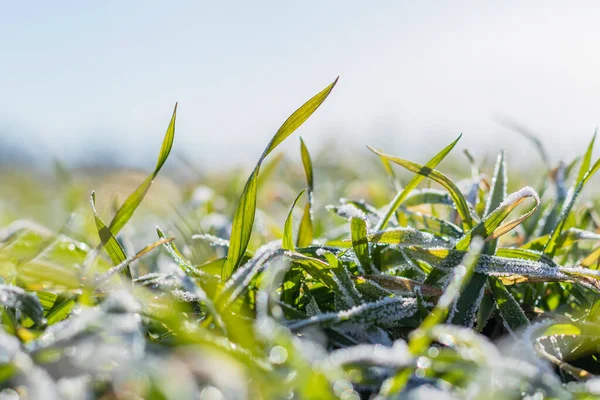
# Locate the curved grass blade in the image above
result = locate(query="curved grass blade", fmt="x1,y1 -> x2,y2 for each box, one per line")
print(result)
373,135 -> 462,230
369,142 -> 473,231
545,133 -> 600,258
297,138 -> 314,248
222,78 -> 339,280
495,116 -> 551,169
108,103 -> 177,235
455,186 -> 540,251
282,190 -> 305,251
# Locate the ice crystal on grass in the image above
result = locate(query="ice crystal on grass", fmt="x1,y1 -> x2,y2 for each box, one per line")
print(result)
288,297 -> 417,331
327,203 -> 368,223
191,233 -> 230,248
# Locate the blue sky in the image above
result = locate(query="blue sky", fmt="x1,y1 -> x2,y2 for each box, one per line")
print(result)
2,1 -> 600,167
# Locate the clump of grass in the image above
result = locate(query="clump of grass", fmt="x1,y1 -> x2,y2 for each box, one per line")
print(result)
3,78 -> 600,399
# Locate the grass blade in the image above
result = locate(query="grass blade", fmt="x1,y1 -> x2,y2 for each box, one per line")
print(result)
350,217 -> 373,274
222,78 -> 338,280
369,141 -> 473,231
90,192 -> 127,266
373,135 -> 462,230
297,138 -> 314,248
108,103 -> 177,235
544,134 -> 600,258
282,190 -> 306,251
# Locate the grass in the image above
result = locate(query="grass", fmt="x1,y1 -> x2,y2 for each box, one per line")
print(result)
2,79 -> 600,399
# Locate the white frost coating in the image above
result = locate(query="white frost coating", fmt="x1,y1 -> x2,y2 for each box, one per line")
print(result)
191,234 -> 230,248
327,203 -> 368,222
101,290 -> 141,313
330,270 -> 355,307
315,248 -> 327,257
405,385 -> 457,400
429,325 -> 500,366
322,340 -> 412,369
288,297 -> 417,331
448,282 -> 485,329
171,289 -> 203,302
498,186 -> 539,210
548,335 -> 563,359
371,227 -> 454,248
221,240 -> 281,293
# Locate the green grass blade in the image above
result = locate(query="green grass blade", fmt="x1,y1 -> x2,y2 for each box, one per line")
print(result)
108,103 -> 177,235
350,217 -> 373,274
259,77 -> 338,163
488,276 -> 529,333
373,135 -> 462,231
576,130 -> 597,184
544,136 -> 600,258
369,141 -> 473,231
282,190 -> 305,251
222,168 -> 259,280
455,186 -> 539,251
452,152 -> 508,326
90,192 -> 127,266
297,138 -> 314,248
222,78 -> 338,280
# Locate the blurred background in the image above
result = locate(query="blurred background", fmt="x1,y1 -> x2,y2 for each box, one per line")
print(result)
2,0 -> 600,169
2,0 -> 600,234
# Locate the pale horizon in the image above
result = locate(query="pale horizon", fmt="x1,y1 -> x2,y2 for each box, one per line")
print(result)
2,1 -> 600,169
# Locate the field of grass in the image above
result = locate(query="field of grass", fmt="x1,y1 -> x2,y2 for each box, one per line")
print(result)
3,78 -> 600,399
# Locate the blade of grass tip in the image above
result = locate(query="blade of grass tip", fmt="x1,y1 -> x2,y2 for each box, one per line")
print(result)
282,190 -> 306,251
495,115 -> 551,169
369,141 -> 473,231
380,238 -> 484,396
373,135 -> 462,231
545,132 -> 600,258
222,77 -> 339,280
107,103 -> 177,235
463,149 -> 480,178
297,138 -> 314,248
451,151 -> 506,326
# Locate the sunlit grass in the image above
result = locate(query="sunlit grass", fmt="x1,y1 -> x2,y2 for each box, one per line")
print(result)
2,79 -> 600,398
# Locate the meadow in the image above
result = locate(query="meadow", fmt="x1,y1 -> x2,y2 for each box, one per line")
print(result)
2,78 -> 600,399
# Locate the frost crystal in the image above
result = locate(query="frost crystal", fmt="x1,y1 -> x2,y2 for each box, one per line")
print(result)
288,297 -> 417,331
